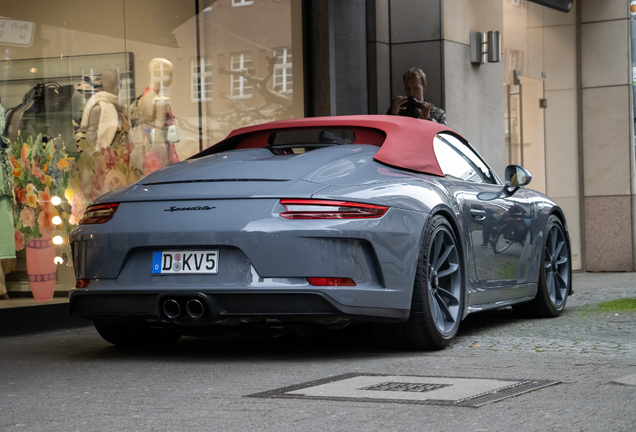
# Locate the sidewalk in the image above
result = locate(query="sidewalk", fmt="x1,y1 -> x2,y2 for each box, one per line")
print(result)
1,272 -> 634,337
0,296 -> 90,336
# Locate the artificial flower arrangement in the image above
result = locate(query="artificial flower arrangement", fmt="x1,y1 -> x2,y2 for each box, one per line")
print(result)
65,135 -> 144,227
10,134 -> 72,250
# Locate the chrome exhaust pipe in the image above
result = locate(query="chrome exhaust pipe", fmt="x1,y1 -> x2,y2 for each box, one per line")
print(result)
186,298 -> 205,319
162,299 -> 181,319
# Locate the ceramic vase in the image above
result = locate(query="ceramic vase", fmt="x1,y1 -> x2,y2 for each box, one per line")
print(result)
26,236 -> 56,302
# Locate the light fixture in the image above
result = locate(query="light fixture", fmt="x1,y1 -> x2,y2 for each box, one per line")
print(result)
51,196 -> 62,206
54,256 -> 64,265
53,236 -> 63,245
470,31 -> 500,64
52,216 -> 62,225
30,68 -> 37,73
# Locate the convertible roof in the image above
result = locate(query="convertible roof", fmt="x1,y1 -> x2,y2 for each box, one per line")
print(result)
219,115 -> 458,177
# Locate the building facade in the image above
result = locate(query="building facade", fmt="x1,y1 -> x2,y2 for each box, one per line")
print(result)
0,0 -> 634,305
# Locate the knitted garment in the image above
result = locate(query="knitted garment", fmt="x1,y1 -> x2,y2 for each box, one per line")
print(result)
80,91 -> 122,149
0,105 -> 15,202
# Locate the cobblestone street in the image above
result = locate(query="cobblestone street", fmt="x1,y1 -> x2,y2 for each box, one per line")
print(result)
1,273 -> 635,431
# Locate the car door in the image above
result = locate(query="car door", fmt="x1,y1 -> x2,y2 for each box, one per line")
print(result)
433,133 -> 534,287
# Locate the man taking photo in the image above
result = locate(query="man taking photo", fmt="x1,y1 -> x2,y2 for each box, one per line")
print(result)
388,67 -> 447,125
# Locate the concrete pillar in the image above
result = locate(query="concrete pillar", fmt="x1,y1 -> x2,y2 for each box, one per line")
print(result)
304,0 -> 367,117
579,0 -> 634,271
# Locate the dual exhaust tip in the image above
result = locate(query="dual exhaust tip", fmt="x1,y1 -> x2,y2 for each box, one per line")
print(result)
162,298 -> 205,320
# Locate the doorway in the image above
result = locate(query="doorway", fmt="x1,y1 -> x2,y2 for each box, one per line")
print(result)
505,73 -> 546,195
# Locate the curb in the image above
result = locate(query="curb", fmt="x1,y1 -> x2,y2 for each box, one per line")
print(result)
0,302 -> 91,337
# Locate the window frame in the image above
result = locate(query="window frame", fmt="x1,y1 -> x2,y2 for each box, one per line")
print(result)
273,46 -> 292,93
434,132 -> 500,185
191,57 -> 213,102
230,52 -> 254,99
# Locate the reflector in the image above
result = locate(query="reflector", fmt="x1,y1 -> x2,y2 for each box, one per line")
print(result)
307,277 -> 356,286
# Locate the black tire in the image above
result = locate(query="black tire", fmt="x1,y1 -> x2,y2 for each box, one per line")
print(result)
375,215 -> 464,350
513,215 -> 571,318
93,318 -> 181,347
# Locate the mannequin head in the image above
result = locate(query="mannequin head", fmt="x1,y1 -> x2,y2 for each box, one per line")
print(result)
148,58 -> 173,92
101,69 -> 120,96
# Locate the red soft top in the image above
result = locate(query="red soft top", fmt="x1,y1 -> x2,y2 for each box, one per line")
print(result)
221,115 -> 458,177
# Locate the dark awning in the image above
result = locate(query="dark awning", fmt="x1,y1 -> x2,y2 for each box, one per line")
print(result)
528,0 -> 573,13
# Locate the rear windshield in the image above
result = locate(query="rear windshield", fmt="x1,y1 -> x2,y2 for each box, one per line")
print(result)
255,129 -> 355,154
191,127 -> 386,159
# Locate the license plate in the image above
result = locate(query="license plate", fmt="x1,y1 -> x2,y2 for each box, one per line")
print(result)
152,250 -> 218,274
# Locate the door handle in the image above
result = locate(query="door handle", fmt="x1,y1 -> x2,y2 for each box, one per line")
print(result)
470,208 -> 486,221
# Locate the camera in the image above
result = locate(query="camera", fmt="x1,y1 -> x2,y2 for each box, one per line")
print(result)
399,97 -> 423,119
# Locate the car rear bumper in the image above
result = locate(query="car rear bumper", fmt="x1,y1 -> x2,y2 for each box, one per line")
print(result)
68,288 -> 410,324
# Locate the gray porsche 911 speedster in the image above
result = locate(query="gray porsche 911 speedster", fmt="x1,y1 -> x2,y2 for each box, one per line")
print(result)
69,115 -> 572,350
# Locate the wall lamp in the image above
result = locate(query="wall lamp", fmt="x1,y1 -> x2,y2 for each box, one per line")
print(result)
470,31 -> 500,64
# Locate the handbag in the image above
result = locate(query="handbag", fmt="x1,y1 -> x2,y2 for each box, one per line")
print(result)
150,99 -> 180,143
25,82 -> 74,114
165,124 -> 179,143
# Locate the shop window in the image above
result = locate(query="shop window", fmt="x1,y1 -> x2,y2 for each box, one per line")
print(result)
273,47 -> 292,93
230,52 -> 254,98
191,57 -> 213,102
232,0 -> 254,7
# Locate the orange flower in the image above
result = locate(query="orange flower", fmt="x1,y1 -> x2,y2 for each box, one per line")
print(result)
38,187 -> 52,210
44,175 -> 53,187
37,208 -> 56,236
43,162 -> 49,172
17,189 -> 26,204
20,143 -> 31,160
57,159 -> 69,169
26,192 -> 37,208
12,163 -> 22,178
26,184 -> 35,194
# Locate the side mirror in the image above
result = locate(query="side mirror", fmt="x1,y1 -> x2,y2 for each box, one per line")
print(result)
477,165 -> 533,201
501,165 -> 531,197
505,165 -> 531,187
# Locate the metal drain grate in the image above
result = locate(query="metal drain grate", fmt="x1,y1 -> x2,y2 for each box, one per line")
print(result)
246,373 -> 561,408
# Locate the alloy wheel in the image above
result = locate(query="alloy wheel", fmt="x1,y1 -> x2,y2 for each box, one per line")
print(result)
427,227 -> 462,336
544,224 -> 569,308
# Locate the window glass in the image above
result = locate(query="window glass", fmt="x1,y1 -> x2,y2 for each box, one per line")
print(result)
434,134 -> 496,184
0,0 -> 303,303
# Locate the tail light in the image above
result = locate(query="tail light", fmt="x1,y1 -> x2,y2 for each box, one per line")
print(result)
307,277 -> 356,286
76,279 -> 90,288
79,203 -> 119,224
280,199 -> 388,219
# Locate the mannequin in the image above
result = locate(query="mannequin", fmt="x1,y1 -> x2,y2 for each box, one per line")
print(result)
137,58 -> 179,174
79,69 -> 129,149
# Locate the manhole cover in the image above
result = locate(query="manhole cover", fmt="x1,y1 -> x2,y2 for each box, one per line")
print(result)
246,373 -> 560,408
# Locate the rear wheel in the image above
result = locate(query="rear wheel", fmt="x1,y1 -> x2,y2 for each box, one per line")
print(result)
93,318 -> 181,347
513,215 -> 571,317
375,215 -> 464,350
